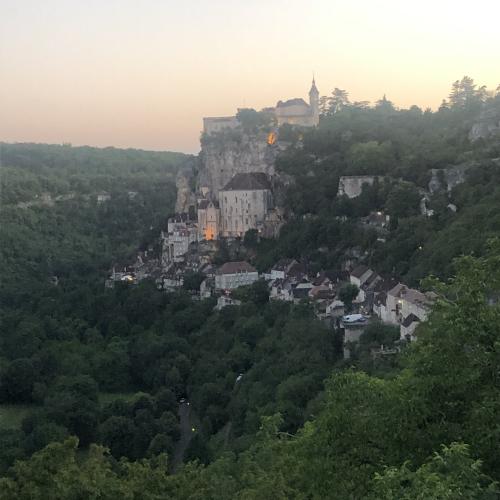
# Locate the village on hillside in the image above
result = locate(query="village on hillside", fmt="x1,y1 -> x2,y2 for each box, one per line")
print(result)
105,79 -> 439,360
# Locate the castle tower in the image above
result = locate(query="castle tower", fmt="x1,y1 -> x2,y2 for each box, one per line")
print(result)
309,77 -> 320,126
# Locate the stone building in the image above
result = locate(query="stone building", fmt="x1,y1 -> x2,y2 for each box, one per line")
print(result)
215,261 -> 259,290
219,172 -> 273,238
380,283 -> 435,328
275,79 -> 319,127
203,116 -> 239,135
202,79 -> 320,136
197,200 -> 220,241
341,314 -> 369,359
161,215 -> 198,266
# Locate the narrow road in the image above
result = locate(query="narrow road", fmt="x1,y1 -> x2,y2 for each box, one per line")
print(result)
171,401 -> 193,473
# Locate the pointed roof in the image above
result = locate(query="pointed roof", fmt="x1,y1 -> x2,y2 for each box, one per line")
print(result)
309,77 -> 319,96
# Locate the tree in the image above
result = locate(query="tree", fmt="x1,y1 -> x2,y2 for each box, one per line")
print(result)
236,108 -> 273,131
338,284 -> 359,311
385,183 -> 421,219
376,95 -> 395,112
330,88 -> 350,114
448,76 -> 486,113
243,229 -> 259,248
182,271 -> 205,292
347,141 -> 395,175
371,443 -> 499,499
0,359 -> 36,403
99,416 -> 136,459
0,437 -> 173,500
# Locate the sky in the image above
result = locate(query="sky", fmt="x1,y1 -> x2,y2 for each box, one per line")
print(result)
1,0 -> 499,154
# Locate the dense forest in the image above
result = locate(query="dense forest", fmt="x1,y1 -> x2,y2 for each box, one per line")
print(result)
1,77 -> 500,498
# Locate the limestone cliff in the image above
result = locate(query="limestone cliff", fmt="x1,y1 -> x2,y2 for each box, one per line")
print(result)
197,131 -> 287,195
428,164 -> 471,193
469,104 -> 500,141
175,163 -> 197,214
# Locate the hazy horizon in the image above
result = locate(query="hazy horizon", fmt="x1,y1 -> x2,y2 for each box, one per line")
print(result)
1,0 -> 499,154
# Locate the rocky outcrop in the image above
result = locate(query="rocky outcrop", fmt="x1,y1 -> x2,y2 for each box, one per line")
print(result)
175,168 -> 197,214
428,164 -> 472,193
469,104 -> 500,141
198,131 -> 287,195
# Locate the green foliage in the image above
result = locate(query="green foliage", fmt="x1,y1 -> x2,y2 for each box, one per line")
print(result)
182,271 -> 205,292
2,80 -> 500,497
338,283 -> 358,310
236,108 -> 274,132
372,443 -> 499,499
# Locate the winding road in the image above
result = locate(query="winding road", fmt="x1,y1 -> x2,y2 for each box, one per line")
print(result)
171,401 -> 194,472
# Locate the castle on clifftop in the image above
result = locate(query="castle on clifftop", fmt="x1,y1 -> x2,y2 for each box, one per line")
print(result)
203,78 -> 320,135
171,79 -> 321,248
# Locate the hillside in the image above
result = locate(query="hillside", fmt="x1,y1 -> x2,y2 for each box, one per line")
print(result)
1,79 -> 500,498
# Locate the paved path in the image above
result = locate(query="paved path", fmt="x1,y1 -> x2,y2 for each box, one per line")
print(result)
171,402 -> 193,472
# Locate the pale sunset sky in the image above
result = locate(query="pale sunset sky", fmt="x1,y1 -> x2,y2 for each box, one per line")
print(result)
1,0 -> 499,153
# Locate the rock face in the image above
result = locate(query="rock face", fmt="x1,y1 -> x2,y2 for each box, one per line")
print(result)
337,176 -> 378,199
469,105 -> 500,141
198,132 -> 286,195
428,164 -> 471,193
175,168 -> 197,214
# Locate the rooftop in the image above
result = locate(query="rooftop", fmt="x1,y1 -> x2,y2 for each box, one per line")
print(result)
342,314 -> 368,324
221,172 -> 271,191
388,283 -> 435,308
276,98 -> 309,108
402,313 -> 421,327
351,265 -> 371,279
198,199 -> 219,210
216,261 -> 257,275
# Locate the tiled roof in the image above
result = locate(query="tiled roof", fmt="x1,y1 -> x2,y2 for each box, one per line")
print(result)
198,200 -> 219,210
402,313 -> 420,327
216,261 -> 257,275
222,172 -> 271,191
351,265 -> 371,279
276,98 -> 309,108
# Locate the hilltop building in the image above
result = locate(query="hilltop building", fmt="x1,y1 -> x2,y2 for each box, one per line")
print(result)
275,79 -> 319,127
202,78 -> 320,135
203,116 -> 239,136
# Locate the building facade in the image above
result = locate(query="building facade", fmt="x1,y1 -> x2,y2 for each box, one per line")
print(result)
215,261 -> 259,290
275,79 -> 319,127
197,200 -> 220,241
202,79 -> 320,136
203,116 -> 239,135
219,172 -> 273,238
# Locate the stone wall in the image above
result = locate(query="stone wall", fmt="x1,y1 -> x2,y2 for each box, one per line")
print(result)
203,116 -> 239,135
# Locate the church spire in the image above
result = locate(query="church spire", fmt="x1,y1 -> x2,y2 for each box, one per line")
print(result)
308,76 -> 319,126
309,75 -> 319,96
